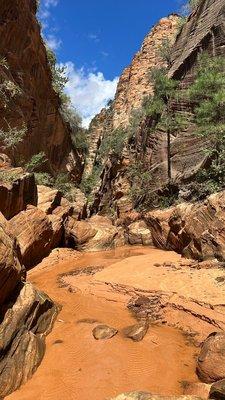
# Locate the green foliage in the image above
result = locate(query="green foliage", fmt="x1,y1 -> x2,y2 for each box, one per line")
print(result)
128,161 -> 152,208
0,170 -> 22,184
60,100 -> 88,153
157,38 -> 173,67
34,172 -> 54,187
0,123 -> 27,150
54,173 -> 75,198
46,46 -> 68,97
25,152 -> 48,172
176,16 -> 187,34
99,128 -> 128,159
80,166 -> 101,196
150,68 -> 179,101
188,54 -> 225,192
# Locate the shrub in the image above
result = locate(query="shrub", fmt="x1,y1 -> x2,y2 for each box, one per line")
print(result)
54,173 -> 76,201
157,38 -> 173,67
34,172 -> 54,187
60,101 -> 88,153
0,123 -> 27,150
187,54 -> 225,192
80,166 -> 101,196
46,46 -> 68,98
25,152 -> 48,172
99,128 -> 128,159
0,170 -> 22,184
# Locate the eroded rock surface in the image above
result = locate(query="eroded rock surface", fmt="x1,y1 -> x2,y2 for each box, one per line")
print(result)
110,393 -> 202,400
0,171 -> 37,219
92,324 -> 118,340
0,212 -> 22,305
0,282 -> 58,398
123,322 -> 149,342
141,191 -> 225,261
8,206 -> 54,268
65,215 -> 121,251
197,333 -> 225,383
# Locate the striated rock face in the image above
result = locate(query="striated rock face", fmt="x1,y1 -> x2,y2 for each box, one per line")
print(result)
65,215 -> 121,251
86,0 -> 225,217
112,15 -> 180,129
84,15 -> 179,180
140,190 -> 225,262
0,212 -> 22,305
8,206 -> 54,269
0,0 -> 81,178
0,282 -> 58,398
0,216 -> 58,398
0,170 -> 37,219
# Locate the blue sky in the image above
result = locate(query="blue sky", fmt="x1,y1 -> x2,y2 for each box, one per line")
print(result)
39,0 -> 185,126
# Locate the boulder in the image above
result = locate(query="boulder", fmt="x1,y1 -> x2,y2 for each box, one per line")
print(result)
8,207 -> 53,268
123,322 -> 149,342
65,218 -> 97,248
37,185 -> 62,215
0,282 -> 58,398
83,215 -> 119,251
142,191 -> 225,262
0,213 -> 22,305
53,197 -> 74,221
127,221 -> 152,246
0,170 -> 37,219
197,332 -> 225,383
92,324 -> 118,340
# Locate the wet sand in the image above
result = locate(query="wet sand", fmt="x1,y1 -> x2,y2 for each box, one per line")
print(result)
8,247 -> 198,400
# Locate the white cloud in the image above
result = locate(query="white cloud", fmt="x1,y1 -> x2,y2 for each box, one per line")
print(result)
63,62 -> 118,128
39,0 -> 59,28
45,34 -> 62,50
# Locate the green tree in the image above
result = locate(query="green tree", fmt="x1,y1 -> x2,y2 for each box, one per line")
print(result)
188,54 -> 225,191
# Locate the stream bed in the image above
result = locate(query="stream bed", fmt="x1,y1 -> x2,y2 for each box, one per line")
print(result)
8,247 -> 199,400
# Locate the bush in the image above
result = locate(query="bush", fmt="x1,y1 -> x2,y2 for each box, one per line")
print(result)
35,172 -> 54,187
0,170 -> 22,184
54,173 -> 75,201
25,152 -> 48,172
0,123 -> 27,150
187,54 -> 225,193
99,128 -> 128,159
80,166 -> 101,196
46,46 -> 68,98
60,101 -> 88,153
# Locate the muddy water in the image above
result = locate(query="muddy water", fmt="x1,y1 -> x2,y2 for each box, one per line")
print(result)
8,247 -> 198,400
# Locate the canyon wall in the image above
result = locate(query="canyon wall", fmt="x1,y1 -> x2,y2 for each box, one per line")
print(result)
86,0 -> 225,218
0,0 -> 82,179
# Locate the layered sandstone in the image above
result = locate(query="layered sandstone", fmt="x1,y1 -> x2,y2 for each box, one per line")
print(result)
0,0 -> 81,179
84,15 -> 179,180
0,215 -> 58,398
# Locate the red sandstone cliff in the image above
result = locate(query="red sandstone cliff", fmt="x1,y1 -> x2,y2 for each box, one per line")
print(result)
0,0 -> 82,179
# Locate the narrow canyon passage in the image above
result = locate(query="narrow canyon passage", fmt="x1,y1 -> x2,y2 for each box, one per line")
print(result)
7,247 -> 199,400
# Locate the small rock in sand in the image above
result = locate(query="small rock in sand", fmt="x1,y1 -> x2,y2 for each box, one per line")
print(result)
123,322 -> 149,342
92,324 -> 118,340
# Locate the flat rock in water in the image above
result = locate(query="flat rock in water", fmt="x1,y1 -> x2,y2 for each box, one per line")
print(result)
92,324 -> 118,340
123,322 -> 149,342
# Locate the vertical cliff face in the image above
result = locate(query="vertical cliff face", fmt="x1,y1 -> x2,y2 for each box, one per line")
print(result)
0,0 -> 82,179
112,15 -> 180,129
84,15 -> 180,215
85,0 -> 225,218
84,15 -> 179,182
